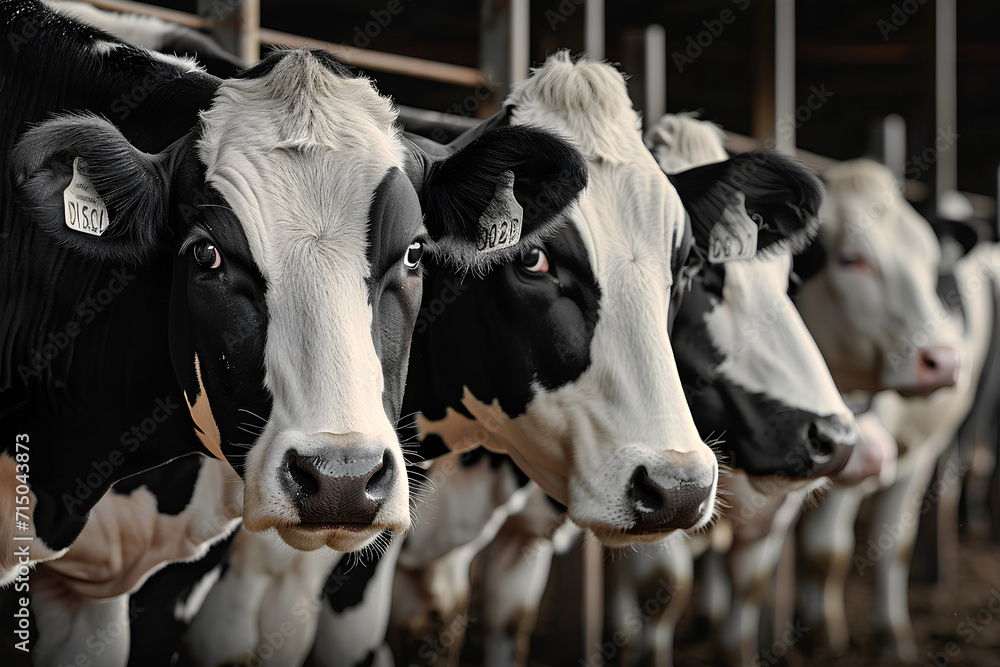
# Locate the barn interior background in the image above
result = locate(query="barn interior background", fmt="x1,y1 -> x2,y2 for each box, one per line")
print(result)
5,0 -> 1000,665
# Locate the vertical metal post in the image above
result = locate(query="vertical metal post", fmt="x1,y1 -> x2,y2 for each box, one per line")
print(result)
510,0 -> 530,83
585,0 -> 605,60
480,0 -> 522,116
644,24 -> 666,131
935,0 -> 958,211
883,113 -> 907,187
198,0 -> 259,63
774,0 -> 795,155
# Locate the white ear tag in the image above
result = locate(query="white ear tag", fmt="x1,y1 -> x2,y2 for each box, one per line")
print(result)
476,170 -> 523,253
63,157 -> 110,237
707,190 -> 758,263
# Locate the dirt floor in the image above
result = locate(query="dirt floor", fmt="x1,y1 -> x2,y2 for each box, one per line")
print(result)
669,524 -> 1000,667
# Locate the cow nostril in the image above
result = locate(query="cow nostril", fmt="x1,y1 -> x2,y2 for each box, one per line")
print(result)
806,422 -> 834,464
922,352 -> 938,370
364,450 -> 394,501
284,450 -> 319,499
630,466 -> 665,514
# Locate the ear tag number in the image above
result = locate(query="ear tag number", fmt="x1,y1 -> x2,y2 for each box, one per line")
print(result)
708,190 -> 758,264
63,157 -> 109,237
476,170 -> 523,253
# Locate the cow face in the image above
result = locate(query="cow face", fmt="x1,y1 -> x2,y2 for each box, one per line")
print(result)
648,113 -> 857,481
410,53 -> 763,547
794,160 -> 962,396
11,47 -> 586,553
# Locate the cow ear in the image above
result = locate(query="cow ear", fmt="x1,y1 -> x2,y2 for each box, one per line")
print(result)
668,150 -> 823,264
11,113 -> 175,265
420,125 -> 588,273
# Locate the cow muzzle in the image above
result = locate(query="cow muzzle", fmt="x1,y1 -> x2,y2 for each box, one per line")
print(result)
626,465 -> 714,534
803,415 -> 858,478
282,445 -> 395,525
897,346 -> 961,396
244,431 -> 409,552
570,446 -> 718,547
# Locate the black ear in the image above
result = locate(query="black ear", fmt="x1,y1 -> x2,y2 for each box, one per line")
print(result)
791,229 -> 829,286
419,124 -> 588,273
668,150 -> 823,263
11,113 -> 176,265
929,217 -> 982,258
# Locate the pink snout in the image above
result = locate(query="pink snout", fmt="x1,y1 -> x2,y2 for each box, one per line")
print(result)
833,413 -> 898,487
907,346 -> 960,396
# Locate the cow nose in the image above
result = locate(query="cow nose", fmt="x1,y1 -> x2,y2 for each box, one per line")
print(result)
282,440 -> 397,525
914,346 -> 961,393
628,466 -> 713,532
805,416 -> 857,477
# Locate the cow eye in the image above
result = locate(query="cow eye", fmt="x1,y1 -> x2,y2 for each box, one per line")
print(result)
520,248 -> 549,273
403,241 -> 424,269
192,241 -> 222,270
838,250 -> 877,276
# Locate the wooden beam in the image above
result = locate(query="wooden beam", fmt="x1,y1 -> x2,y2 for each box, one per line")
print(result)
724,131 -> 932,202
79,0 -> 210,29
259,28 -> 486,88
74,0 -> 484,89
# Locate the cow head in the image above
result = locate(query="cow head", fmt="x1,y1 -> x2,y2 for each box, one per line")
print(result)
10,45 -> 586,553
405,53 -> 726,547
647,113 -> 858,482
793,159 -> 962,396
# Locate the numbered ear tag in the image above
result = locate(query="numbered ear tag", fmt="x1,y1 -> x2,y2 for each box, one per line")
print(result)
63,158 -> 109,237
476,170 -> 523,253
707,191 -> 758,264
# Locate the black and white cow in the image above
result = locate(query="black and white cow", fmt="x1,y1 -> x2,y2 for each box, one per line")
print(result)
44,0 -> 245,77
793,163 -> 998,660
402,52 -> 836,547
166,53 -> 837,667
650,113 -> 858,481
0,0 -> 586,581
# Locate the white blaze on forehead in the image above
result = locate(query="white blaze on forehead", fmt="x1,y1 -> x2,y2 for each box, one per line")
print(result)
192,52 -> 411,543
195,51 -> 405,437
822,160 -> 954,352
703,253 -> 849,417
645,112 -> 729,173
197,50 -> 405,277
502,54 -> 715,533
